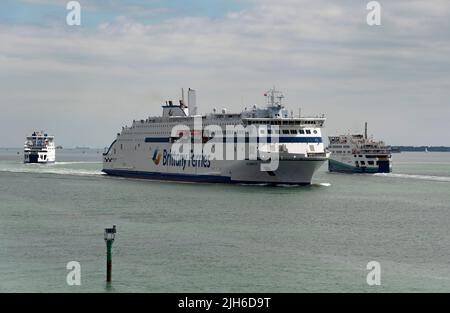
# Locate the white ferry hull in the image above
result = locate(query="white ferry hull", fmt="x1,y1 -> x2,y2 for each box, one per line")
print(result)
24,151 -> 55,164
103,156 -> 327,185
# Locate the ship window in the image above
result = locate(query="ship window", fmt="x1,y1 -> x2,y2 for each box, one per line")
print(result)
290,130 -> 297,134
282,130 -> 289,134
44,155 -> 47,160
313,130 -> 318,134
360,161 -> 365,165
368,161 -> 374,165
299,129 -> 305,134
306,130 -> 311,134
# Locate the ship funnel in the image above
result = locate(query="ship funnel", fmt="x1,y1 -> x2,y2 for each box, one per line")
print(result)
188,88 -> 197,115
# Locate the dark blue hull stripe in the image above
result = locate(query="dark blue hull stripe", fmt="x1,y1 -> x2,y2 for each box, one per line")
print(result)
145,137 -> 322,143
102,169 -> 309,185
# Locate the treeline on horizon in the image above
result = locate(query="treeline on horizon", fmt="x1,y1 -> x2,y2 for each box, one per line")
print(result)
391,146 -> 450,152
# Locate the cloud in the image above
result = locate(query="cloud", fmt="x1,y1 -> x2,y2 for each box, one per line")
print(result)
1,0 -> 450,147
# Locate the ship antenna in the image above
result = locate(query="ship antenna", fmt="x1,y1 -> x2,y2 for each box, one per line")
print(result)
365,122 -> 368,139
265,87 -> 284,107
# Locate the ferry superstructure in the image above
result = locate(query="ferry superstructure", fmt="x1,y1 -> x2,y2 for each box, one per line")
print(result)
102,89 -> 330,185
24,131 -> 56,163
328,123 -> 392,173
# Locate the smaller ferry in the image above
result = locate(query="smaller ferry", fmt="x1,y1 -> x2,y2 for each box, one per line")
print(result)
328,123 -> 391,173
24,131 -> 56,164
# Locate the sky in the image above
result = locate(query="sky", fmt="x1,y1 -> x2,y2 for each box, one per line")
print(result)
1,0 -> 449,148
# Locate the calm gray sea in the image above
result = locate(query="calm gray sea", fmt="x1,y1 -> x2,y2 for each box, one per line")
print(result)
0,149 -> 449,292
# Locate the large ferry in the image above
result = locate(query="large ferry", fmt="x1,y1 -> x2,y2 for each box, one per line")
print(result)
328,123 -> 392,173
102,89 -> 330,185
24,131 -> 56,163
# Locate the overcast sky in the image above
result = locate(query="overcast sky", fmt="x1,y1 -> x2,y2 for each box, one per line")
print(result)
1,0 -> 449,147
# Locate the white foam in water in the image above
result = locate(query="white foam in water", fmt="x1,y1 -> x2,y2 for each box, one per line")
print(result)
54,161 -> 100,165
0,162 -> 103,177
375,173 -> 450,183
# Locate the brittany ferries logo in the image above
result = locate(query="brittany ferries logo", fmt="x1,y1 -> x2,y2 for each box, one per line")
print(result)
152,149 -> 162,165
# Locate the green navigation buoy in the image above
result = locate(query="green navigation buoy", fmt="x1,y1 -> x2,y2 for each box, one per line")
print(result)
104,225 -> 116,283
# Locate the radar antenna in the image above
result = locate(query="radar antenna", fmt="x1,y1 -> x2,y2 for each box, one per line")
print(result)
264,88 -> 284,108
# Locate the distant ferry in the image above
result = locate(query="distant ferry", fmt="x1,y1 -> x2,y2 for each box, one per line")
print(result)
327,123 -> 392,173
102,88 -> 330,185
24,131 -> 56,163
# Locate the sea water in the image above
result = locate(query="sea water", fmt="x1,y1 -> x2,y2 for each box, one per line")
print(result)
0,149 -> 449,292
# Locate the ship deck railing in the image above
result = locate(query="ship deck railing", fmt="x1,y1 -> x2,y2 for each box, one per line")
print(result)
358,150 -> 391,154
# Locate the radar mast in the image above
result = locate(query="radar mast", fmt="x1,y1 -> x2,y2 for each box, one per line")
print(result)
264,88 -> 284,108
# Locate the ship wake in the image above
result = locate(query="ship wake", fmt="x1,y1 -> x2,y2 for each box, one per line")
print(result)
0,162 -> 103,177
374,173 -> 450,183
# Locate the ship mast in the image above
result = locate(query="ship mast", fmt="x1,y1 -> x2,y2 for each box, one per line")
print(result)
265,88 -> 284,108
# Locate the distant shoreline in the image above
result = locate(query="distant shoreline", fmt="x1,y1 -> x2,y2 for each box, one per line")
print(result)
391,146 -> 450,152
